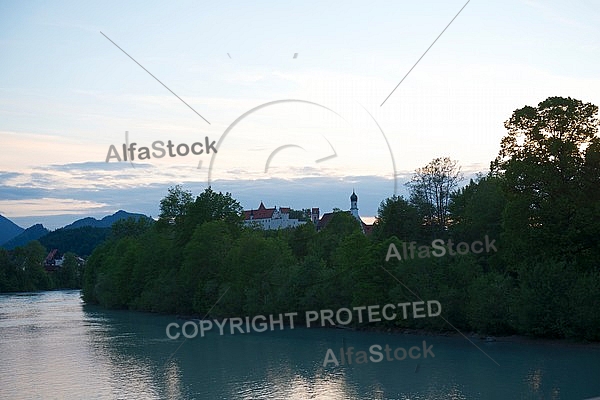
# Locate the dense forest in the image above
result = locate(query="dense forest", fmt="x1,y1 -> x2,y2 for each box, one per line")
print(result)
39,226 -> 111,256
81,96 -> 598,340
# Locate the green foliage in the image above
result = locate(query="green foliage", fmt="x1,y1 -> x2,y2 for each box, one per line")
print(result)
512,261 -> 576,338
406,157 -> 463,237
372,195 -> 421,242
288,208 -> 310,221
0,241 -> 50,292
312,211 -> 362,267
492,96 -> 599,267
466,271 -> 514,334
449,175 -> 506,244
158,184 -> 193,227
177,187 -> 243,245
39,226 -> 110,257
52,253 -> 81,289
110,217 -> 154,240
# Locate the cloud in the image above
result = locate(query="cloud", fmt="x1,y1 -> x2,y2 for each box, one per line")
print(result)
0,198 -> 108,217
0,185 -> 50,200
0,156 -> 487,217
45,161 -> 154,171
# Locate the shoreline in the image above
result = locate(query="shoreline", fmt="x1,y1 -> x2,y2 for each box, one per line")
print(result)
170,311 -> 600,349
352,325 -> 600,349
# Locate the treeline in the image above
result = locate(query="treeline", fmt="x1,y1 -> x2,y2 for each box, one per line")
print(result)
0,241 -> 83,292
82,96 -> 600,341
39,226 -> 111,257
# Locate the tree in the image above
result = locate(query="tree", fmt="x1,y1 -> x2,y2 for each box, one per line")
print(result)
491,96 -> 600,267
312,211 -> 362,268
449,175 -> 506,244
158,185 -> 193,226
178,187 -> 243,244
12,241 -> 49,291
492,96 -> 598,178
289,208 -> 310,221
0,248 -> 18,292
372,195 -> 421,242
111,217 -> 153,240
55,252 -> 80,289
179,220 -> 236,313
39,226 -> 110,257
287,222 -> 316,260
406,157 -> 463,237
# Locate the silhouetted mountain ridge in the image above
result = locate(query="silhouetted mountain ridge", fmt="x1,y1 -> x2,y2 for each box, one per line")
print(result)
1,210 -> 152,251
64,210 -> 151,229
0,214 -> 24,245
2,224 -> 49,250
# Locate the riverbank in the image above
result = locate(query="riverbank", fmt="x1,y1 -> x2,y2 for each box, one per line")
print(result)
354,325 -> 600,349
170,310 -> 600,349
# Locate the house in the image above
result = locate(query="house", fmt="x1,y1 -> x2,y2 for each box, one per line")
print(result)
243,202 -> 307,230
43,249 -> 62,272
43,249 -> 85,272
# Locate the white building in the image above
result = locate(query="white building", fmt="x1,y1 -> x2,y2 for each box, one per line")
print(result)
243,202 -> 306,230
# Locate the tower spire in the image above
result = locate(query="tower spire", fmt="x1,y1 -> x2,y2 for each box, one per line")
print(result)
350,189 -> 358,218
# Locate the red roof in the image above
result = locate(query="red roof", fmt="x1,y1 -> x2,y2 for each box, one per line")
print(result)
243,202 -> 291,221
316,212 -> 335,230
317,211 -> 372,234
45,249 -> 58,262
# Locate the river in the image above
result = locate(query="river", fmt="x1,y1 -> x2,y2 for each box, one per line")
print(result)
1,290 -> 599,399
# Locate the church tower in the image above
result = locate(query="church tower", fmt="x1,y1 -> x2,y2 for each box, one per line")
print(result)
350,190 -> 359,219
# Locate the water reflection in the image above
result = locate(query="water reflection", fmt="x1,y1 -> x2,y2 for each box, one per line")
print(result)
2,291 -> 600,399
82,305 -> 168,399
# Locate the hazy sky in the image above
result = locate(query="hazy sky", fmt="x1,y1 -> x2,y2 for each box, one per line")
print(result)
1,0 -> 599,229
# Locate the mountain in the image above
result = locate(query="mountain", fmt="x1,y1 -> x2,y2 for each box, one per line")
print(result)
63,210 -> 152,230
0,210 -> 152,252
1,224 -> 49,250
0,214 -> 24,245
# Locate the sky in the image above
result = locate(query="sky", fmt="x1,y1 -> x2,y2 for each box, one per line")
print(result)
1,0 -> 599,229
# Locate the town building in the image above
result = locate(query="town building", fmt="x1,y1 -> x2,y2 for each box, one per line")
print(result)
44,249 -> 63,272
43,249 -> 85,272
243,202 -> 306,230
242,191 -> 372,234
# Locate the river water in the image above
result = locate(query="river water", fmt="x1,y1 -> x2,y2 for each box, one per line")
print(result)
1,290 -> 599,399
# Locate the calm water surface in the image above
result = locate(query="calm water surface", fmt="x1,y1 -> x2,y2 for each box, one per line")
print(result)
1,290 -> 599,399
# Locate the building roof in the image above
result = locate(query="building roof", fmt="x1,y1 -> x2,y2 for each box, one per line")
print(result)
317,211 -> 373,235
243,202 -> 291,221
45,249 -> 58,263
317,211 -> 373,234
316,212 -> 336,230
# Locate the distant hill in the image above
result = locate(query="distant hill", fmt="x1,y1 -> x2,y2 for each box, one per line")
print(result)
2,224 -> 49,250
0,210 -> 152,253
64,210 -> 152,230
0,214 -> 24,245
39,226 -> 111,257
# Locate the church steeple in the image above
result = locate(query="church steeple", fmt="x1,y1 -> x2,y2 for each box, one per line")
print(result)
350,190 -> 359,218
